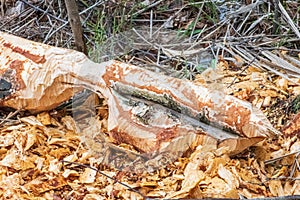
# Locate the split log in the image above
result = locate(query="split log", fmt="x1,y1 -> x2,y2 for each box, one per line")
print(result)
0,32 -> 279,156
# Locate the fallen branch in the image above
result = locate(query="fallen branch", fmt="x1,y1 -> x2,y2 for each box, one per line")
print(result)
0,32 -> 279,157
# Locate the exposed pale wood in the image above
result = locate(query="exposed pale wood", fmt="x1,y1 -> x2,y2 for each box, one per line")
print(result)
0,32 -> 279,154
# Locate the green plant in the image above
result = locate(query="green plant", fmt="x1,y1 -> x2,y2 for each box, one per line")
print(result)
203,1 -> 219,24
87,10 -> 106,44
290,95 -> 300,114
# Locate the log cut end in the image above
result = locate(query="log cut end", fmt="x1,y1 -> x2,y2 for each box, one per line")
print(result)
0,31 -> 89,111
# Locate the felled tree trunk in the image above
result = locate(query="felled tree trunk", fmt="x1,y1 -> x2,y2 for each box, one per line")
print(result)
64,0 -> 87,55
0,32 -> 279,155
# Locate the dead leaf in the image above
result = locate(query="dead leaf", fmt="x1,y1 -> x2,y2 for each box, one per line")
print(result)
37,112 -> 52,126
62,169 -> 79,178
24,175 -> 68,195
269,180 -> 284,197
0,135 -> 14,147
83,194 -> 106,200
218,164 -> 239,189
0,149 -> 35,170
165,145 -> 216,198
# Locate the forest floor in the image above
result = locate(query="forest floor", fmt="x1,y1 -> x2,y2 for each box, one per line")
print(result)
1,0 -> 300,199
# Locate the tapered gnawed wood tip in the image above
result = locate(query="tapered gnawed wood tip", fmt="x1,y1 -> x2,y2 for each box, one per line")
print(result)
0,31 -> 279,157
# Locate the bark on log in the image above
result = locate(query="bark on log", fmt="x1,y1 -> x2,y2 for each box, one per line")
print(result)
0,32 -> 279,155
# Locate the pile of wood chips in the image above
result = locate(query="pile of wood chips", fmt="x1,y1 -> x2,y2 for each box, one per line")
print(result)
0,58 -> 300,199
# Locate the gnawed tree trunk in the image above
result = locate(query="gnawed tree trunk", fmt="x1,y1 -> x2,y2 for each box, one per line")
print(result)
0,32 -> 279,157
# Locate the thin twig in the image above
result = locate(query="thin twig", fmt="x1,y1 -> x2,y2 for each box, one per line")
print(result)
265,150 -> 300,165
149,9 -> 153,39
0,110 -> 20,126
188,4 -> 202,43
44,0 -> 104,43
20,0 -> 67,23
227,48 -> 262,88
61,160 -> 147,199
278,1 -> 300,39
131,0 -> 164,17
187,19 -> 229,51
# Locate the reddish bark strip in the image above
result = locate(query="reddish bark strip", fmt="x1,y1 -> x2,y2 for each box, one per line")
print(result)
3,42 -> 46,64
